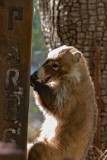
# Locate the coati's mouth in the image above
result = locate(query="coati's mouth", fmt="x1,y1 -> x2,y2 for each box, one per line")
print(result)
38,75 -> 52,84
30,75 -> 52,86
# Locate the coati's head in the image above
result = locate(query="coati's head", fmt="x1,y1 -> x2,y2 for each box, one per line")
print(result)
30,45 -> 83,86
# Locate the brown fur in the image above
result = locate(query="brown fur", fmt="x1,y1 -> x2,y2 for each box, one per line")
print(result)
28,46 -> 97,160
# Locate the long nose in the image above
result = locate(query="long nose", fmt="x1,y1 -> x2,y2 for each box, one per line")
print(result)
30,71 -> 38,86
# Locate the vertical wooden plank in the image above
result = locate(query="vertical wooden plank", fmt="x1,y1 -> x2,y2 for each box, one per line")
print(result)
0,0 -> 33,160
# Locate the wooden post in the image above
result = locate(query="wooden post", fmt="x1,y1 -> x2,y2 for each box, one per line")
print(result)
0,0 -> 33,160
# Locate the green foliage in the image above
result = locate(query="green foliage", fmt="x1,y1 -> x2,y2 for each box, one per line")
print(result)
32,0 -> 46,66
32,106 -> 39,113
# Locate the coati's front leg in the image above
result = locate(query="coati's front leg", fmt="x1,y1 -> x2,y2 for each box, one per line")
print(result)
30,76 -> 56,114
28,141 -> 62,160
32,80 -> 54,106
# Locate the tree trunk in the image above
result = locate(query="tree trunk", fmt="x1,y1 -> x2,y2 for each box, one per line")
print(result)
38,0 -> 107,159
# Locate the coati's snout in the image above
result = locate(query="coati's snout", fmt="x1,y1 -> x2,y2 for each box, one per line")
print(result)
30,57 -> 62,86
30,66 -> 52,87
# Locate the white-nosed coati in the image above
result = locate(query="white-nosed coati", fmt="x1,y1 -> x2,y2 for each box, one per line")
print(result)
28,46 -> 97,160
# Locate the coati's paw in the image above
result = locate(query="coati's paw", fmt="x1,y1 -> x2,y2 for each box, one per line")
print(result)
30,75 -> 41,88
30,80 -> 41,90
28,142 -> 49,160
28,144 -> 41,160
28,153 -> 41,160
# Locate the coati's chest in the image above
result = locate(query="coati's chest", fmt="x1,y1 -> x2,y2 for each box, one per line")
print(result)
38,114 -> 58,142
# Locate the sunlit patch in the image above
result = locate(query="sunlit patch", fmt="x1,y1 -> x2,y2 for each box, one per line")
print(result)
38,114 -> 57,142
27,143 -> 33,151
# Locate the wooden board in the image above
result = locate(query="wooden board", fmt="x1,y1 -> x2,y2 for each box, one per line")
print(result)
0,0 -> 33,159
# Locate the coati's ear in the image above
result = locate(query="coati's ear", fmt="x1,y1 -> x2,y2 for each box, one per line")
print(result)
73,51 -> 82,63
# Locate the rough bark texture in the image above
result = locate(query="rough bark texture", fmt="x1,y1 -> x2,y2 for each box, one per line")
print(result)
38,0 -> 107,159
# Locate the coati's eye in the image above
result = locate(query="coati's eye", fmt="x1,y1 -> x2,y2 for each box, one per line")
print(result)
51,62 -> 59,70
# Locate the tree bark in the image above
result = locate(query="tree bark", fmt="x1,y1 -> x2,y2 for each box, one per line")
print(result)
38,0 -> 107,159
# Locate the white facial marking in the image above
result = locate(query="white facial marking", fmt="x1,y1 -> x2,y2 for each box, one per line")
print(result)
37,67 -> 45,79
47,45 -> 73,59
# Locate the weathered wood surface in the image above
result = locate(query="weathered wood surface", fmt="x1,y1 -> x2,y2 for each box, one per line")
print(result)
0,0 -> 33,159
